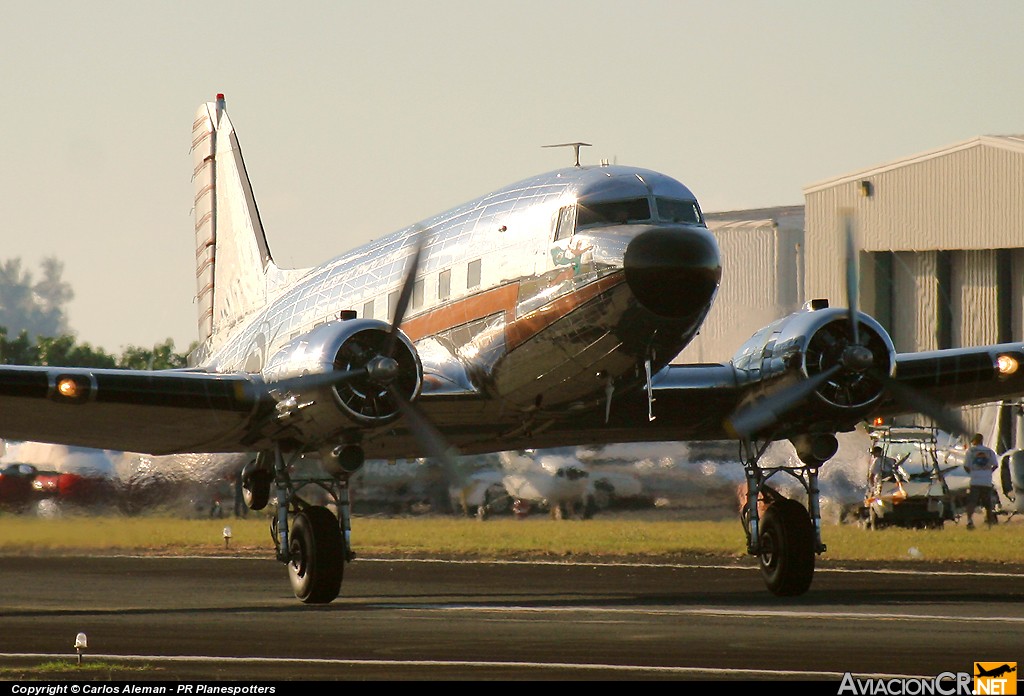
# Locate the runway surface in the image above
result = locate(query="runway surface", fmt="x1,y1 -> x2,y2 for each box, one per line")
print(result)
1,552 -> 1023,681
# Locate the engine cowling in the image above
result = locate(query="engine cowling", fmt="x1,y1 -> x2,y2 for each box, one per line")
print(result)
262,318 -> 422,434
731,304 -> 895,432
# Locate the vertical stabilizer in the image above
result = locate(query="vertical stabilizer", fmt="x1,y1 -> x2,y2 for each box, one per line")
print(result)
191,94 -> 274,346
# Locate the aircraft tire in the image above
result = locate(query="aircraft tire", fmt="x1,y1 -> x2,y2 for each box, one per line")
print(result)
241,461 -> 272,512
758,498 -> 814,597
288,506 -> 344,604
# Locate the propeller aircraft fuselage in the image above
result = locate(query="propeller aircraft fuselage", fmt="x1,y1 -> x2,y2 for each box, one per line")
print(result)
3,95 -> 1024,603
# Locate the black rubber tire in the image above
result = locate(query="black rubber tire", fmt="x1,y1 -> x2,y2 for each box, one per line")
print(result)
758,498 -> 815,597
288,507 -> 344,604
241,462 -> 272,512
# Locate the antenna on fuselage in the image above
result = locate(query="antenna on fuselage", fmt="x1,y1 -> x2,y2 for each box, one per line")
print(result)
543,142 -> 592,167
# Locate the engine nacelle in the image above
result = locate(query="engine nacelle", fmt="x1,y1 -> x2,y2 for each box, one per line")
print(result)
262,318 -> 422,434
731,304 -> 896,430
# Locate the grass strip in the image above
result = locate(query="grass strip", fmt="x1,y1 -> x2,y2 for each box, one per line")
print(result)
1,513 -> 1021,565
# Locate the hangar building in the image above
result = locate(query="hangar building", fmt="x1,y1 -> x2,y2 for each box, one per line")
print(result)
804,135 -> 1024,353
676,135 -> 1024,436
679,135 -> 1024,362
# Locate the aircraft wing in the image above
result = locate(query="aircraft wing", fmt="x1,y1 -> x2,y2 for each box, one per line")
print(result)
888,344 -> 1024,409
0,358 -> 490,458
407,342 -> 1024,455
2,341 -> 1023,459
0,365 -> 265,454
385,362 -> 746,454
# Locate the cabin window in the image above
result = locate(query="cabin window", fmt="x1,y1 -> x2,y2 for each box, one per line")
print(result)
467,259 -> 481,288
412,279 -> 424,310
388,290 -> 399,321
655,197 -> 702,224
576,197 -> 652,228
438,269 -> 451,300
553,205 -> 576,241
363,299 -> 374,319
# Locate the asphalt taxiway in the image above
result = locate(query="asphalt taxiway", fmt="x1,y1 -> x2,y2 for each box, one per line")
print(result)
0,552 -> 1022,681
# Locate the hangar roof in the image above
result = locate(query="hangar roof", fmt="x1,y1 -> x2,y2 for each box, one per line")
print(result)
803,135 -> 1024,195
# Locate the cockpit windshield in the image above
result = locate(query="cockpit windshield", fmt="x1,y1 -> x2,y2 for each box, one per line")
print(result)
576,197 -> 652,228
655,197 -> 702,224
575,196 -> 702,229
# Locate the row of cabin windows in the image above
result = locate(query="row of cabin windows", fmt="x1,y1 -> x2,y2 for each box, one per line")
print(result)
554,196 -> 702,241
359,258 -> 482,321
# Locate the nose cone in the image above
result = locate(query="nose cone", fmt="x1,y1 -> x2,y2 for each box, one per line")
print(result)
623,226 -> 721,319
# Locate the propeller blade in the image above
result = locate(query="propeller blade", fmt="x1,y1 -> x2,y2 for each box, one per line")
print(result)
384,227 -> 428,359
724,365 -> 842,439
844,213 -> 861,346
387,384 -> 460,467
873,371 -> 972,438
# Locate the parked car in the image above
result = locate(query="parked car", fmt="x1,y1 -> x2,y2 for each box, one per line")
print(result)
0,463 -> 39,511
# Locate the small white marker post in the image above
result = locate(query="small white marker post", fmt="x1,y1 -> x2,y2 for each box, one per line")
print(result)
74,632 -> 87,667
223,526 -> 232,549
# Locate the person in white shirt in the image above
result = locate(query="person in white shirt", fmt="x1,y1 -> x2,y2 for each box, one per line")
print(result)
963,433 -> 999,529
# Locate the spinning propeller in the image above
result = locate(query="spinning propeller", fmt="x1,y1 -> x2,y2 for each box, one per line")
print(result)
270,228 -> 458,463
725,215 -> 970,440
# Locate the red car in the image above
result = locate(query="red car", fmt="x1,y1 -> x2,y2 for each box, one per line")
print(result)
0,463 -> 113,512
0,463 -> 41,510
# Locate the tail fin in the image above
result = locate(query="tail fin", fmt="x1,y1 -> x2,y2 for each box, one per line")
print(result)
191,94 -> 275,345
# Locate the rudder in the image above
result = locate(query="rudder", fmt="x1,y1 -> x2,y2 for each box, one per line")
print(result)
191,94 -> 275,347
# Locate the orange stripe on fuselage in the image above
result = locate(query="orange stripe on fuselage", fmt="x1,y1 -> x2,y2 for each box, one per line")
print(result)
401,284 -> 519,342
505,272 -> 625,349
400,271 -> 627,351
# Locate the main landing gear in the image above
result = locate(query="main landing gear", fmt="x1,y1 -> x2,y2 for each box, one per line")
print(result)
242,447 -> 354,603
739,437 -> 829,596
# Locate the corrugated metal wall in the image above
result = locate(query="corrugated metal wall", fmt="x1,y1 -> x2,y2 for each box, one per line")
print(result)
675,221 -> 803,363
951,250 -> 1000,347
890,251 -> 942,352
1013,249 -> 1024,340
805,139 -> 1024,308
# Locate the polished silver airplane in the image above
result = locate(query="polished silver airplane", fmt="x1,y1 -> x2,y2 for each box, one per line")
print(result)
3,95 -> 1024,603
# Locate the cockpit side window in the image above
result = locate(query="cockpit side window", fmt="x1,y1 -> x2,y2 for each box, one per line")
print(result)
576,197 -> 652,228
655,197 -> 702,224
553,205 -> 577,241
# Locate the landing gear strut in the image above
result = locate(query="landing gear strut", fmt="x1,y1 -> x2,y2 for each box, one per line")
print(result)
739,438 -> 825,597
255,445 -> 355,604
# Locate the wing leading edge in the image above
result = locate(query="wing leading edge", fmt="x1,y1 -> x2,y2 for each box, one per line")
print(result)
411,341 -> 1024,454
0,366 -> 264,454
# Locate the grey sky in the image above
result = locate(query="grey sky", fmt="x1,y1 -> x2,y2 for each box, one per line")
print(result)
3,1 -> 1022,353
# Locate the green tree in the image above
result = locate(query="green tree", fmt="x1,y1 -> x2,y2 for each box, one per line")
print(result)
1,255 -> 193,369
0,327 -> 39,365
0,257 -> 73,339
36,334 -> 116,368
117,338 -> 190,370
0,328 -> 191,369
